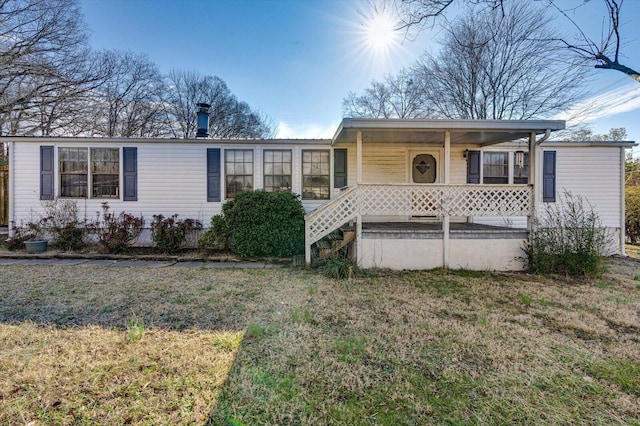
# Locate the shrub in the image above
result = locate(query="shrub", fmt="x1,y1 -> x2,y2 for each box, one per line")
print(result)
318,254 -> 355,279
89,203 -> 145,253
204,190 -> 305,258
151,214 -> 202,253
41,199 -> 87,251
523,191 -> 609,277
6,220 -> 42,251
625,186 -> 640,244
197,214 -> 230,251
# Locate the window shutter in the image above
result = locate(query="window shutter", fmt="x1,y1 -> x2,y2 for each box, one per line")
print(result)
40,146 -> 54,200
207,148 -> 221,202
542,150 -> 556,202
334,149 -> 347,188
466,150 -> 481,184
123,147 -> 137,201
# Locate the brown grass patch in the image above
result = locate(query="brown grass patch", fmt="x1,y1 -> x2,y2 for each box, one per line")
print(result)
0,260 -> 639,424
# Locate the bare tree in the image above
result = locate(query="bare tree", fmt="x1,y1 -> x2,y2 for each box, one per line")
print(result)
389,0 -> 639,83
411,2 -> 587,120
165,69 -> 276,139
550,0 -> 639,83
343,69 -> 432,118
90,50 -> 167,138
0,0 -> 105,135
348,3 -> 586,120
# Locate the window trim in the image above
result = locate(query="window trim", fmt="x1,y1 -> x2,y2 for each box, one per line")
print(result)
482,151 -> 509,184
302,149 -> 330,200
477,149 -> 530,185
58,147 -> 122,199
91,147 -> 120,199
263,149 -> 292,193
58,147 -> 89,198
224,148 -> 254,199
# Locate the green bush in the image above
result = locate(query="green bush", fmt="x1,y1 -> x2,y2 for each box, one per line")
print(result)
200,190 -> 305,257
625,186 -> 640,244
151,214 -> 202,253
523,192 -> 609,277
197,214 -> 230,250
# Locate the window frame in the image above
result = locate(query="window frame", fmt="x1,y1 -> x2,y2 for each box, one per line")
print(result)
302,149 -> 330,200
224,149 -> 254,199
91,147 -> 120,198
59,147 -> 89,198
263,149 -> 292,193
482,151 -> 509,184
58,147 -> 121,199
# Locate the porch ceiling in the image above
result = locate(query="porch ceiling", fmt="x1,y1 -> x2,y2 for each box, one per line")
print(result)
333,118 -> 566,146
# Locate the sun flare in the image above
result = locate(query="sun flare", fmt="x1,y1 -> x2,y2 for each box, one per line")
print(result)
363,7 -> 400,54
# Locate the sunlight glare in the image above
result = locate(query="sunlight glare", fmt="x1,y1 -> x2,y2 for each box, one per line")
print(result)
364,7 -> 399,54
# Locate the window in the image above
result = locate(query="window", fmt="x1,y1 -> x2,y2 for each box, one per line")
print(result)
59,148 -> 88,197
513,152 -> 529,184
302,150 -> 330,200
264,150 -> 292,192
483,152 -> 508,184
225,149 -> 253,198
92,148 -> 119,198
59,147 -> 121,198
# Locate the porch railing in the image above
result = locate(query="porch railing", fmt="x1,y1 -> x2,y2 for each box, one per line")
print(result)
305,184 -> 533,263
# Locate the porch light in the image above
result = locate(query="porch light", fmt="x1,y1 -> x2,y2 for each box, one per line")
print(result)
515,151 -> 525,168
463,149 -> 469,159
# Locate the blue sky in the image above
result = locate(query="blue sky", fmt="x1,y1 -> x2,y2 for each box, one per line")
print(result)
80,0 -> 640,143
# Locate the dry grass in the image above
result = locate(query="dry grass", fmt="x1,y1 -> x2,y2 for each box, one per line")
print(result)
0,259 -> 639,425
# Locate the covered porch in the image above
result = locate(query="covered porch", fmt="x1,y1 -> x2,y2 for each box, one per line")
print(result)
305,118 -> 565,270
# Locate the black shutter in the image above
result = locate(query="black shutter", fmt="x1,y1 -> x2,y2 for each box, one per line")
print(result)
467,150 -> 481,184
40,146 -> 54,200
334,149 -> 347,188
543,150 -> 556,203
123,147 -> 137,201
207,148 -> 221,202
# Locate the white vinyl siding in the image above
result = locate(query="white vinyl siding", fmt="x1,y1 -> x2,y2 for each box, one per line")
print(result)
546,146 -> 622,228
10,141 -> 332,230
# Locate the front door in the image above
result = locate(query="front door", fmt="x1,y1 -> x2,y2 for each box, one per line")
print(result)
410,152 -> 439,183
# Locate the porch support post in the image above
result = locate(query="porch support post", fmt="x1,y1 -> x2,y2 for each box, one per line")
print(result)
356,213 -> 363,266
305,223 -> 311,266
444,131 -> 451,184
528,131 -> 536,231
443,130 -> 451,268
356,130 -> 363,184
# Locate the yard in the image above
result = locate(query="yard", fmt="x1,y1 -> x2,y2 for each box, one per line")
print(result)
0,259 -> 639,425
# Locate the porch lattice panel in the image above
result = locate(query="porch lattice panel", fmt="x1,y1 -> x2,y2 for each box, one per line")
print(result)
305,184 -> 532,247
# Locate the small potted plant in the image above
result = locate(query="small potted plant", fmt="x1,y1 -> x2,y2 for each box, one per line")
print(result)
23,219 -> 49,254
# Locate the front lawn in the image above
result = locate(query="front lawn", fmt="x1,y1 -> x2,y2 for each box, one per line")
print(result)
0,260 -> 639,424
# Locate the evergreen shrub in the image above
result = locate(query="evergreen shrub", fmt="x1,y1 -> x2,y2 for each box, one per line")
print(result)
199,190 -> 305,257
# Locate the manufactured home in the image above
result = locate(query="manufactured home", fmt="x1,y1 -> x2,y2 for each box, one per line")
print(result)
2,116 -> 634,270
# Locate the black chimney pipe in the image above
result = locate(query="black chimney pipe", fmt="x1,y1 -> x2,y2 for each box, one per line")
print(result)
196,103 -> 210,138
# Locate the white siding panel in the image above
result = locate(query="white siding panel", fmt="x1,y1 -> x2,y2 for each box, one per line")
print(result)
12,143 -> 44,224
362,143 -> 408,183
542,147 -> 621,228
